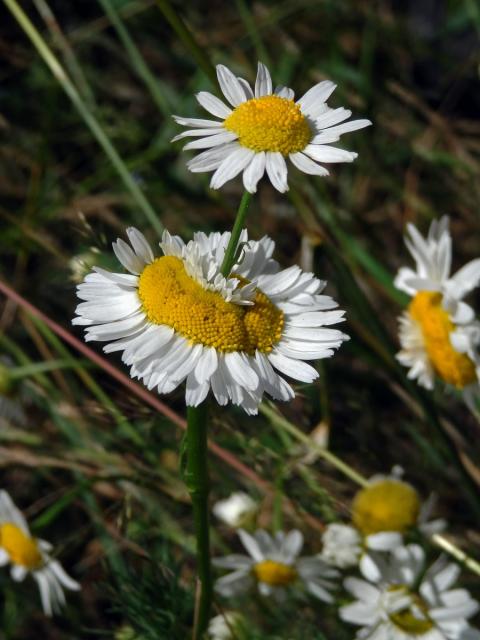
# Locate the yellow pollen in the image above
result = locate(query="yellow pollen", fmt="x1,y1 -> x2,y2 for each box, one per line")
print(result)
0,523 -> 43,569
352,479 -> 420,536
137,256 -> 284,354
409,291 -> 476,388
389,589 -> 434,635
224,95 -> 311,155
253,560 -> 298,586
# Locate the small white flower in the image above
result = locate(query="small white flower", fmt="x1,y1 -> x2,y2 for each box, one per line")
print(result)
320,523 -> 362,568
394,217 -> 480,402
73,227 -> 348,414
0,490 -> 80,616
213,492 -> 258,528
173,62 -> 371,193
340,544 -> 480,639
208,611 -> 245,639
213,528 -> 338,601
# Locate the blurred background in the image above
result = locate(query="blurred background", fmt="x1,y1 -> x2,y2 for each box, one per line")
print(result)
0,1 -> 479,638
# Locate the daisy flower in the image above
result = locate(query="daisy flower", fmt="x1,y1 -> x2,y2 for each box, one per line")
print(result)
0,490 -> 80,616
213,528 -> 338,601
394,217 -> 480,403
212,492 -> 258,528
321,473 -> 446,568
172,62 -> 371,193
208,611 -> 246,639
73,227 -> 348,414
340,543 -> 480,639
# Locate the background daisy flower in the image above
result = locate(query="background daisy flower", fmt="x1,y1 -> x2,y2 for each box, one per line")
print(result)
340,543 -> 480,640
213,528 -> 338,601
0,490 -> 80,616
73,227 -> 348,414
212,492 -> 258,528
172,62 -> 371,193
394,217 -> 480,401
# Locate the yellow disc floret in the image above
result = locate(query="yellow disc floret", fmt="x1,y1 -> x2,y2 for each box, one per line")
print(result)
389,590 -> 434,635
253,560 -> 298,586
409,291 -> 477,388
0,523 -> 43,569
352,479 -> 420,536
224,95 -> 311,155
137,256 -> 284,354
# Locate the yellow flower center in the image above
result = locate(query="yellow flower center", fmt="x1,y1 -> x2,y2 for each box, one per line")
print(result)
224,95 -> 312,155
253,560 -> 298,586
352,479 -> 420,535
0,523 -> 43,569
137,256 -> 284,354
389,589 -> 434,635
409,291 -> 476,388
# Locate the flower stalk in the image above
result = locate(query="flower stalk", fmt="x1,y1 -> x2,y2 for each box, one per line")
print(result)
185,403 -> 212,638
220,191 -> 252,277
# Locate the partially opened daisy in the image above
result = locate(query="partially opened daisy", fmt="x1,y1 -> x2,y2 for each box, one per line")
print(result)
340,543 -> 480,639
213,528 -> 338,601
73,227 -> 348,414
0,490 -> 80,616
395,217 -> 480,403
172,62 -> 371,193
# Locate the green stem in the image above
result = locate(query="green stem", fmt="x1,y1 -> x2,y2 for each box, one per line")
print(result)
3,0 -> 163,236
220,191 -> 252,277
185,404 -> 212,639
155,0 -> 218,89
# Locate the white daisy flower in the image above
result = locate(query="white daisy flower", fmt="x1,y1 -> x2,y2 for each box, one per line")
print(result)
394,217 -> 480,401
320,523 -> 363,569
0,490 -> 80,616
73,227 -> 348,414
172,62 -> 371,193
340,543 -> 480,639
208,611 -> 246,639
212,492 -> 258,528
213,528 -> 338,602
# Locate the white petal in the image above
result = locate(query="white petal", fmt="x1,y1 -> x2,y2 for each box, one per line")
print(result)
297,81 -> 336,117
255,62 -> 272,97
303,144 -> 357,163
183,131 -> 238,150
216,64 -> 248,107
194,347 -> 218,384
289,152 -> 329,176
185,373 -> 210,406
171,127 -> 224,142
187,143 -> 239,172
242,152 -> 266,193
238,529 -> 264,562
196,91 -> 232,119
172,115 -> 223,128
223,352 -> 259,391
448,258 -> 480,299
265,152 -> 288,193
112,238 -> 145,274
11,564 -> 27,582
275,85 -> 294,100
268,350 -> 319,382
366,532 -> 403,551
210,147 -> 255,190
126,227 -> 154,264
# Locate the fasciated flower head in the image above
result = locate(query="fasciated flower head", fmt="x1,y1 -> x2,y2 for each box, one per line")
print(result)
73,227 -> 348,414
172,62 -> 371,193
213,528 -> 338,601
340,544 -> 480,640
0,490 -> 80,616
395,217 -> 480,401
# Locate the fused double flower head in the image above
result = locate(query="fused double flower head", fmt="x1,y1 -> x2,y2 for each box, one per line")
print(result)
214,528 -> 338,602
173,62 -> 371,193
73,227 -> 348,414
395,217 -> 480,403
0,490 -> 79,616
